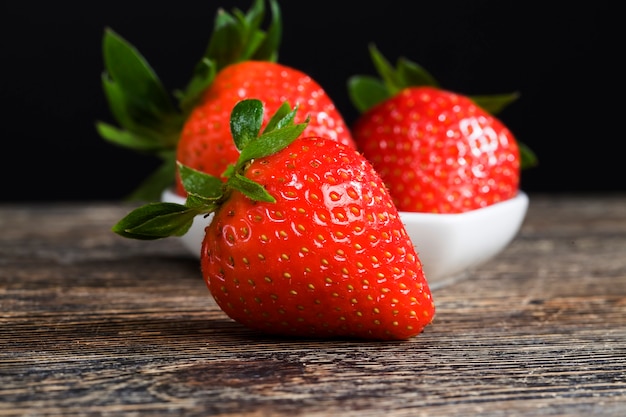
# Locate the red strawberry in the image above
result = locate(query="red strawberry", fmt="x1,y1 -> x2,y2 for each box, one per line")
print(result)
113,99 -> 435,340
348,45 -> 537,214
175,60 -> 355,197
96,0 -> 354,202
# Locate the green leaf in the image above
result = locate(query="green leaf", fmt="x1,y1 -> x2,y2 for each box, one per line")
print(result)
237,5 -> 266,61
100,71 -> 180,147
98,27 -> 186,202
112,202 -> 198,240
471,92 -> 520,115
96,122 -> 163,152
204,0 -> 279,70
184,194 -> 221,211
397,57 -> 439,88
101,72 -> 134,131
518,141 -> 539,170
228,99 -> 307,166
178,163 -> 224,199
347,46 -> 440,114
102,28 -> 179,128
263,101 -> 295,133
228,173 -> 275,203
238,122 -> 307,163
207,10 -> 243,71
221,164 -> 236,179
230,99 -> 264,151
252,0 -> 282,62
369,43 -> 402,95
347,76 -> 389,113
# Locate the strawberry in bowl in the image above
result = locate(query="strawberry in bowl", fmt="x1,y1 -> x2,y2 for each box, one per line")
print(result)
343,44 -> 536,285
347,44 -> 536,214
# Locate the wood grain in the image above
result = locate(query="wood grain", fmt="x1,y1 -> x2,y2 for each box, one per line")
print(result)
1,194 -> 625,416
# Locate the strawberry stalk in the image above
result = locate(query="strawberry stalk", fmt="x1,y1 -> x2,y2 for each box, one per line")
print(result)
348,44 -> 538,169
112,99 -> 307,240
96,0 -> 281,202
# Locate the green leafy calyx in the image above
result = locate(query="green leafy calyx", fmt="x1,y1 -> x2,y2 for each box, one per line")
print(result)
112,99 -> 308,240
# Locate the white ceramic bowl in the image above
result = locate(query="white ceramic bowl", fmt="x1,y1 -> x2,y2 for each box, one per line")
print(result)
161,188 -> 528,289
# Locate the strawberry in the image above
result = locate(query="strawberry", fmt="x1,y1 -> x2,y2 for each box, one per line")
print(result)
348,45 -> 537,214
175,59 -> 355,197
113,99 -> 435,341
96,0 -> 353,202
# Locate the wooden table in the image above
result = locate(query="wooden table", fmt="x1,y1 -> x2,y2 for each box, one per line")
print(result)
1,194 -> 625,416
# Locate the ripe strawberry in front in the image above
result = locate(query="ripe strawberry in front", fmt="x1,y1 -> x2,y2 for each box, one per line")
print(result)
113,99 -> 435,340
203,137 -> 431,340
348,45 -> 537,214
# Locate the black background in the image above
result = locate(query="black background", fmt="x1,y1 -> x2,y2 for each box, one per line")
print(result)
0,1 -> 620,202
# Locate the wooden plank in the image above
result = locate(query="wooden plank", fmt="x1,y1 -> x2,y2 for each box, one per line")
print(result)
1,195 -> 625,416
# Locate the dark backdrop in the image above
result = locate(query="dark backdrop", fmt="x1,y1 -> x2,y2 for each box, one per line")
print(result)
0,1 -> 619,201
